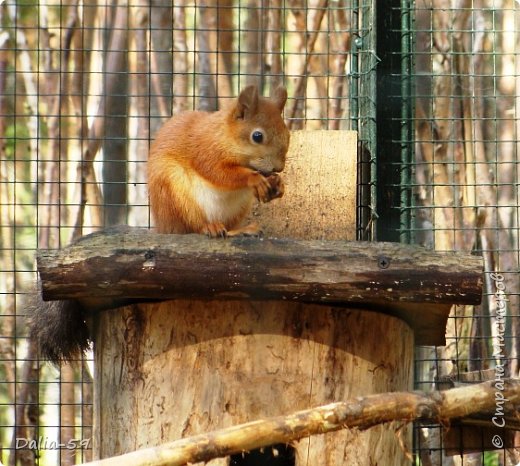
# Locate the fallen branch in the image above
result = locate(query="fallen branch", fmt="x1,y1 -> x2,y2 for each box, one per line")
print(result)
80,379 -> 520,466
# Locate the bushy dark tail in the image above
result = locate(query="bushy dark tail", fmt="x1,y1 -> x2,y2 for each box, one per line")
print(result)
28,294 -> 90,364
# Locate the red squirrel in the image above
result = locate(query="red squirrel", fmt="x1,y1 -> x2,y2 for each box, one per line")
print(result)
30,85 -> 290,363
148,85 -> 290,237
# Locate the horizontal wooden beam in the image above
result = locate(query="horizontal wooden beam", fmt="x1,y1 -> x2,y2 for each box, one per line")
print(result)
38,227 -> 483,306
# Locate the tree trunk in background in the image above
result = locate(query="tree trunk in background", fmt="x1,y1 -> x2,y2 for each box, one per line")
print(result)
244,0 -> 265,90
172,3 -> 189,113
216,0 -> 234,97
102,1 -> 129,226
197,0 -> 217,111
150,0 -> 173,131
267,0 -> 283,90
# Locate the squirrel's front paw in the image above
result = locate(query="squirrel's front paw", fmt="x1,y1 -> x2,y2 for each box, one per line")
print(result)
249,172 -> 272,203
266,174 -> 284,201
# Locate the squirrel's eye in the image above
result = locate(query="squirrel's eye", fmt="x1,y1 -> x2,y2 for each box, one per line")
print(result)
251,130 -> 264,144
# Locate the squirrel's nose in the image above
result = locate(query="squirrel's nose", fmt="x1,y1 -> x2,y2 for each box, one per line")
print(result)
273,160 -> 285,173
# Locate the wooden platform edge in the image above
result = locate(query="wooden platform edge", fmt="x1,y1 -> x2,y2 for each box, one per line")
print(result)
36,226 -> 484,346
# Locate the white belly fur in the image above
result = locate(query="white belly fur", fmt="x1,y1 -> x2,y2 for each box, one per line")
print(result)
192,175 -> 253,224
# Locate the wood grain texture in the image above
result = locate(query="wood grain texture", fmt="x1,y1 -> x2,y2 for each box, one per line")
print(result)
94,302 -> 414,465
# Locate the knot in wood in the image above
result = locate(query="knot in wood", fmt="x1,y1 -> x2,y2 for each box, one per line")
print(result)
143,250 -> 156,268
415,402 -> 438,420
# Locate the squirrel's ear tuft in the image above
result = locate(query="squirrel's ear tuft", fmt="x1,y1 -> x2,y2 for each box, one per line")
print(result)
234,85 -> 259,120
272,86 -> 288,113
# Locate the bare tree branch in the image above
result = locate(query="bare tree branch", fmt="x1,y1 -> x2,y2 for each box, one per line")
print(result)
287,0 -> 329,128
80,379 -> 520,466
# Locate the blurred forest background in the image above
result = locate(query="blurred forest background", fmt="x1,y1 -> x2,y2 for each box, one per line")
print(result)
0,0 -> 519,465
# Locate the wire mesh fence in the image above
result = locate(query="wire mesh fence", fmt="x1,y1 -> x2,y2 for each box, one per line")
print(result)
0,1 -> 374,464
0,1 -> 519,465
401,1 -> 520,464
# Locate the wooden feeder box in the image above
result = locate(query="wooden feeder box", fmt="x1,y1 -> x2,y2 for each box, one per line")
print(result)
37,131 -> 483,466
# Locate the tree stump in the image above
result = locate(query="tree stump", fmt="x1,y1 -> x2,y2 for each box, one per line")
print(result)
95,301 -> 414,465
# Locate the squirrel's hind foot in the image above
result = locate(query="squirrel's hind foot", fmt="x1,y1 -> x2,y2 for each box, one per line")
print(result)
202,222 -> 263,238
227,222 -> 263,238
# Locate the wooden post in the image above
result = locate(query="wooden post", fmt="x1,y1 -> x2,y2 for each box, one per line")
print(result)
36,131 -> 483,465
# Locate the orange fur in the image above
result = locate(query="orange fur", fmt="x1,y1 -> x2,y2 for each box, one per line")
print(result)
148,86 -> 290,236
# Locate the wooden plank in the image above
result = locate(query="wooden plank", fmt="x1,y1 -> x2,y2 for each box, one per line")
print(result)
37,227 -> 483,345
250,130 -> 357,240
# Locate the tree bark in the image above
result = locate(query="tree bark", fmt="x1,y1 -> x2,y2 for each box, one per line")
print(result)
102,2 -> 129,226
38,229 -> 483,306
